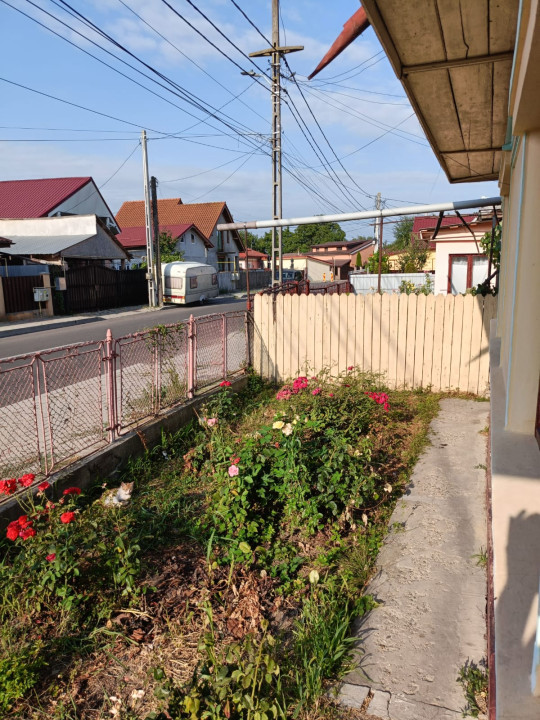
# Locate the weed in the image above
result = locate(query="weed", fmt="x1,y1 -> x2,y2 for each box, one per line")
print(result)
479,425 -> 489,435
474,463 -> 487,470
472,547 -> 488,568
457,658 -> 488,717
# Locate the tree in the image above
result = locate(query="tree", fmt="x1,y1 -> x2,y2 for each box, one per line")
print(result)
365,251 -> 390,274
396,236 -> 429,272
159,231 -> 185,264
391,217 -> 414,250
295,221 -> 346,248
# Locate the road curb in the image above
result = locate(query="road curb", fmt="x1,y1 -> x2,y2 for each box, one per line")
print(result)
0,316 -> 103,339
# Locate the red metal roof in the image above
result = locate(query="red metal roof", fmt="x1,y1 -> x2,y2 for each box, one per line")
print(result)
0,177 -> 93,218
412,214 -> 476,234
116,223 -> 214,250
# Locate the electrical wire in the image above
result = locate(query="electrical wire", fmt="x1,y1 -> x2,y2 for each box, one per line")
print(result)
44,0 -> 271,151
115,0 -> 269,127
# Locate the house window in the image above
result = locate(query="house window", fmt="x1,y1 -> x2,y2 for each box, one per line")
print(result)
217,231 -> 223,252
190,276 -> 198,289
179,234 -> 184,243
191,233 -> 195,243
226,232 -> 230,244
448,254 -> 488,294
212,273 -> 218,285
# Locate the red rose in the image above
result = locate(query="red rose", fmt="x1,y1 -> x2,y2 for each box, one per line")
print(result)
6,523 -> 19,541
0,478 -> 17,495
46,553 -> 56,562
230,456 -> 240,465
37,481 -> 51,493
63,487 -> 81,496
18,473 -> 36,488
19,526 -> 36,540
60,511 -> 75,524
17,515 -> 31,529
220,380 -> 232,387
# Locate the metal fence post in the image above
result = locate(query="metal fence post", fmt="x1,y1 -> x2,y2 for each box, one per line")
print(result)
188,314 -> 195,398
105,328 -> 117,443
244,310 -> 252,368
222,314 -> 228,379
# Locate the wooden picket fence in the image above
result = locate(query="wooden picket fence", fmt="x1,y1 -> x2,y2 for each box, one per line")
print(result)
252,293 -> 497,395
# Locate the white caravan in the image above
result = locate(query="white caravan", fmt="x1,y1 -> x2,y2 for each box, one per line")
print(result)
162,262 -> 219,305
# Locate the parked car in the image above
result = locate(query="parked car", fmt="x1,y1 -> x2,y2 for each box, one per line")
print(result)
281,269 -> 303,282
162,262 -> 219,305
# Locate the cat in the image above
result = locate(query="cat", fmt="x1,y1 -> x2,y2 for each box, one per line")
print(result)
102,481 -> 135,507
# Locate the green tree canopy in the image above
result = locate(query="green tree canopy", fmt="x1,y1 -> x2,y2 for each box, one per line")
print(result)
389,217 -> 414,250
159,231 -> 185,264
254,221 -> 347,256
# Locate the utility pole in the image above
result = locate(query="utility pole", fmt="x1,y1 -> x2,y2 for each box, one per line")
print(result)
376,192 -> 383,293
250,0 -> 303,286
141,130 -> 156,307
150,176 -> 162,307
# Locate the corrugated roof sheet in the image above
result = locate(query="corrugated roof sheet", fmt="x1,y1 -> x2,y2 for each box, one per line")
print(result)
412,214 -> 476,234
239,249 -> 268,259
3,234 -> 95,255
116,199 -> 227,241
0,177 -> 92,218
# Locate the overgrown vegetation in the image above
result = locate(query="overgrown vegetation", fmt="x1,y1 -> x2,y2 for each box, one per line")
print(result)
0,371 -> 440,719
457,658 -> 488,717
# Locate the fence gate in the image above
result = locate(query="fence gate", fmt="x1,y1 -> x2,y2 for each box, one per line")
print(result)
65,265 -> 147,313
2,275 -> 44,314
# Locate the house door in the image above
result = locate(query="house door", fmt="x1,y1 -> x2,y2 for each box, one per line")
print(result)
450,256 -> 468,294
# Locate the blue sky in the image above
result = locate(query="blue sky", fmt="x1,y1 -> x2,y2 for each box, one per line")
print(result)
0,0 -> 499,239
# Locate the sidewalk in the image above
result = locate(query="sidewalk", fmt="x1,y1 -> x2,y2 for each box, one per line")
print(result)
0,294 -> 248,339
340,398 -> 489,719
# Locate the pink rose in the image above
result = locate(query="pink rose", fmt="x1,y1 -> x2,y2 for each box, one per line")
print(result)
312,388 -> 321,396
228,465 -> 239,477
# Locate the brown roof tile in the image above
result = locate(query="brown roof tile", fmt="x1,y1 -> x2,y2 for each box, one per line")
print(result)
116,198 -> 229,241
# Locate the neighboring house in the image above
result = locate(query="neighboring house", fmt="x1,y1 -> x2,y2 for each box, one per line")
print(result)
283,253 -> 308,273
115,198 -> 242,271
305,238 -> 375,280
0,215 -> 129,267
239,249 -> 268,270
306,255 -> 350,281
116,223 -> 210,268
417,215 -> 498,295
313,0 -> 539,716
0,177 -> 120,233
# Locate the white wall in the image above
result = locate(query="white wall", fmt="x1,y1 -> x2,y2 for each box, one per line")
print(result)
48,181 -> 118,231
434,238 -> 485,294
176,228 -> 215,267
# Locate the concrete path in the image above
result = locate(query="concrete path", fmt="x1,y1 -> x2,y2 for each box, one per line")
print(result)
340,398 -> 489,719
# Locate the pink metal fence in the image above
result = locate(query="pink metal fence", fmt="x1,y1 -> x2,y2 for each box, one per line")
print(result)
0,311 -> 248,488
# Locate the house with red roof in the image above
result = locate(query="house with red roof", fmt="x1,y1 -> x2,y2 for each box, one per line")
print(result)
412,211 -> 500,294
239,249 -> 268,270
0,177 -> 119,233
115,198 -> 242,272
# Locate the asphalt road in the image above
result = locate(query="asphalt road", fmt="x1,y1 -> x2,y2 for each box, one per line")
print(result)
0,297 -> 246,359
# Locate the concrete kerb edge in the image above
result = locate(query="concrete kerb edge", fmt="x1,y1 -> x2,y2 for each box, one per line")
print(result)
0,374 -> 249,526
0,316 -> 102,338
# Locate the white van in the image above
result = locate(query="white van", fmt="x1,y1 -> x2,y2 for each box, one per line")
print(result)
162,262 -> 219,305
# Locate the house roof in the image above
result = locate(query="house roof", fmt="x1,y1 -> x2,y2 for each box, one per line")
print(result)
116,199 -> 240,247
239,249 -> 268,259
412,214 -> 476,234
3,234 -> 96,256
311,2 -> 519,182
307,255 -> 351,268
116,223 -> 211,250
311,239 -> 373,251
359,0 -> 519,182
0,177 -> 93,218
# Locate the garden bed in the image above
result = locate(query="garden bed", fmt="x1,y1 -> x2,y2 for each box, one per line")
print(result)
0,371 -> 440,719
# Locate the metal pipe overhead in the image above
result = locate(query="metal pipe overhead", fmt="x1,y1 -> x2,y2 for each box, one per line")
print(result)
217,196 -> 501,231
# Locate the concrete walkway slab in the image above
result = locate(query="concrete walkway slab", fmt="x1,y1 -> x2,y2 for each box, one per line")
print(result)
341,398 -> 489,719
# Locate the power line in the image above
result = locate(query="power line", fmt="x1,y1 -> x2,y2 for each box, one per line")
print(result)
228,0 -> 271,46
303,85 -> 429,146
0,124 -> 140,133
160,153 -> 259,184
114,0 -> 269,127
44,0 -> 270,152
182,0 -> 273,82
283,57 -> 373,203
